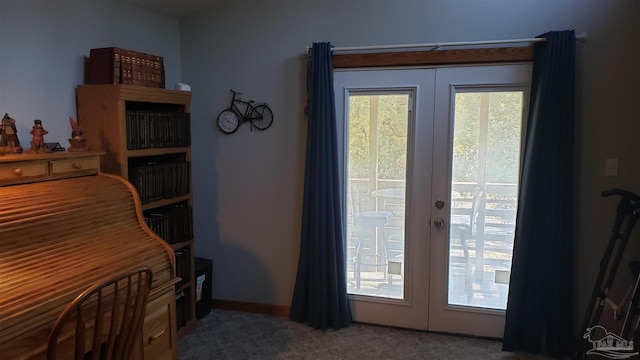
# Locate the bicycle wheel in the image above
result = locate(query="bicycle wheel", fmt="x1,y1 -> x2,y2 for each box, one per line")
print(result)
217,109 -> 240,134
250,104 -> 273,130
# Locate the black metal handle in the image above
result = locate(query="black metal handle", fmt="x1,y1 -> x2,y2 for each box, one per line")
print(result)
601,188 -> 640,201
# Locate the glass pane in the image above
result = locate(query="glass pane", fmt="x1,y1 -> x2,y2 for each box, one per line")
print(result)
448,91 -> 522,310
346,93 -> 408,299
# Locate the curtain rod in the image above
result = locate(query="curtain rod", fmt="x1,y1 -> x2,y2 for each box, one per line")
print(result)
306,32 -> 587,54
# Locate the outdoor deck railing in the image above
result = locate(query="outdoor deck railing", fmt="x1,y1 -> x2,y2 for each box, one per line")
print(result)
349,179 -> 518,226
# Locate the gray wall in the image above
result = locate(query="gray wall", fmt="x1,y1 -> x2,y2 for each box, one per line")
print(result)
1,0 -> 638,330
0,1 -> 182,145
180,0 -> 640,320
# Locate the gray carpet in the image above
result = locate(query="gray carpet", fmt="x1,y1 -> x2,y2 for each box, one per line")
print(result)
177,310 -> 551,359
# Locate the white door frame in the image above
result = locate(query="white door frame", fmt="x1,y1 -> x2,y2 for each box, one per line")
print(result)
335,68 -> 435,329
428,64 -> 532,338
334,64 -> 531,336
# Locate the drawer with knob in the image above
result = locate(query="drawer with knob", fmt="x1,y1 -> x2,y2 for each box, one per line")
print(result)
0,152 -> 102,186
50,157 -> 99,176
0,161 -> 47,183
143,290 -> 176,360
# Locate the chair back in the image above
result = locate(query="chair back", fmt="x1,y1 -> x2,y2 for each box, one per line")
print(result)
47,267 -> 153,360
451,186 -> 485,237
349,183 -> 363,225
469,187 -> 485,236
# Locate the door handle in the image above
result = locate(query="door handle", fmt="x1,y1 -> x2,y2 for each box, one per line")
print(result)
433,218 -> 445,228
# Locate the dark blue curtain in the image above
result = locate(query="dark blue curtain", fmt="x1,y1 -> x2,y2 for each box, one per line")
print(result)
289,42 -> 352,329
503,30 -> 576,357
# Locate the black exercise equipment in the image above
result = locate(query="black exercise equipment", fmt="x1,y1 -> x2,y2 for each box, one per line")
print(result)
576,189 -> 640,359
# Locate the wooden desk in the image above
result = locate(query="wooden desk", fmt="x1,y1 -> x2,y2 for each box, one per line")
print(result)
0,152 -> 178,359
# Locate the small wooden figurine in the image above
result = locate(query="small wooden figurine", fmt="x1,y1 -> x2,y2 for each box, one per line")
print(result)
0,113 -> 24,154
27,119 -> 51,154
68,117 -> 88,152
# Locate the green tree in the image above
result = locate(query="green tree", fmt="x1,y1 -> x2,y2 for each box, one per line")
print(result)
348,94 -> 408,181
453,92 -> 523,184
349,91 -> 522,187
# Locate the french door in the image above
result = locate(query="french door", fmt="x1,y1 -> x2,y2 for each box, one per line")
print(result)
335,64 -> 531,338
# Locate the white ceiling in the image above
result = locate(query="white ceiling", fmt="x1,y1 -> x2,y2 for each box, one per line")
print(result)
127,0 -> 216,18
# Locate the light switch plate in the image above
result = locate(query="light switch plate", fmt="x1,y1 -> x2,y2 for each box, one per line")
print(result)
605,158 -> 618,177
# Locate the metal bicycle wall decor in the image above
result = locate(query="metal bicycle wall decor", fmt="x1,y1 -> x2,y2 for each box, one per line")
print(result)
217,90 -> 273,134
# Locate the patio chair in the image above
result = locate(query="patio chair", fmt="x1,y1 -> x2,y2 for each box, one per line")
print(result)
349,184 -> 394,289
450,187 -> 484,299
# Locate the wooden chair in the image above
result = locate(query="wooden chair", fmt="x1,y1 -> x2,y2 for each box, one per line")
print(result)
46,267 -> 153,360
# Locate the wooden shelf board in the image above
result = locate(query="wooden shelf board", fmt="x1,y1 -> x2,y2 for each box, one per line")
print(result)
141,195 -> 191,211
126,147 -> 190,158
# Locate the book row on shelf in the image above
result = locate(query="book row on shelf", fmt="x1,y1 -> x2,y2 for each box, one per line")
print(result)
88,47 -> 165,88
175,248 -> 192,289
175,247 -> 192,331
126,111 -> 191,150
144,203 -> 194,245
128,160 -> 190,204
175,290 -> 190,330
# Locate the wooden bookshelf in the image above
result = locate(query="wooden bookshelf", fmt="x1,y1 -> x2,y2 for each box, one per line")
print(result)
76,84 -> 197,338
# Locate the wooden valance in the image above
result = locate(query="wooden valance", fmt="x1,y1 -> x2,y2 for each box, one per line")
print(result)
332,46 -> 534,68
